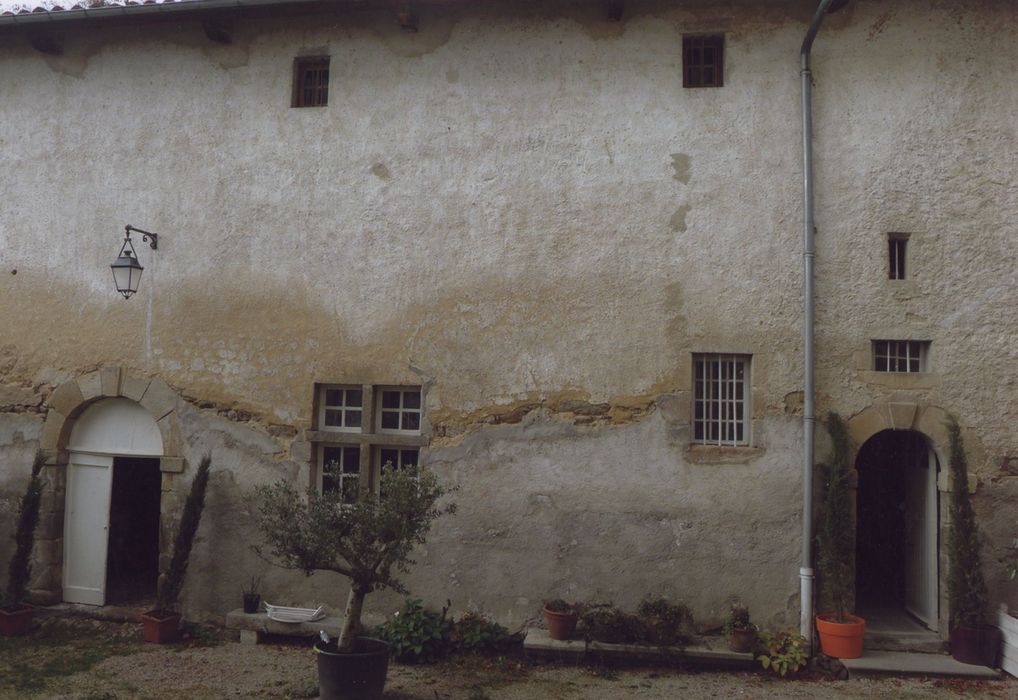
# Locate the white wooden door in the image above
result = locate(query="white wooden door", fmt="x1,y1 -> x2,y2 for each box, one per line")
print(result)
63,452 -> 114,605
904,443 -> 939,629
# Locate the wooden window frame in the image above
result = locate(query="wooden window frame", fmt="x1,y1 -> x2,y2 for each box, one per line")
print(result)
682,35 -> 724,88
292,56 -> 330,108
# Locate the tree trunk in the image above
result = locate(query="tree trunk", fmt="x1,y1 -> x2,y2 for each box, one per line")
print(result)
337,586 -> 366,653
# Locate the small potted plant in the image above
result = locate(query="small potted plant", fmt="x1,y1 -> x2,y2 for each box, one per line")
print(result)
944,417 -> 1000,665
723,604 -> 757,653
242,576 -> 262,614
815,413 -> 866,658
142,455 -> 212,644
254,463 -> 454,700
0,451 -> 45,637
542,599 -> 580,641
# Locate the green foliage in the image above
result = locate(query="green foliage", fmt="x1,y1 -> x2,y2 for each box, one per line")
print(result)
815,413 -> 854,621
945,417 -> 988,629
450,610 -> 512,653
756,630 -> 809,677
580,604 -> 643,644
723,605 -> 754,636
253,464 -> 455,651
157,455 -> 212,613
1007,538 -> 1018,581
4,451 -> 46,607
375,598 -> 452,663
375,599 -> 514,663
543,598 -> 575,614
636,597 -> 693,646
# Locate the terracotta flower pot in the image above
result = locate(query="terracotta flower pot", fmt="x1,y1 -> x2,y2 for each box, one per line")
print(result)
815,613 -> 866,659
543,607 -> 578,641
0,604 -> 34,637
728,627 -> 756,653
142,610 -> 181,644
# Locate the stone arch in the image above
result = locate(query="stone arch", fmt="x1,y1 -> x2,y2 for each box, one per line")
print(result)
841,402 -> 968,639
31,367 -> 187,605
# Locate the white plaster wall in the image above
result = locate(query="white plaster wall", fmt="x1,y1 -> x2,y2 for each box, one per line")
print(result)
0,0 -> 1016,623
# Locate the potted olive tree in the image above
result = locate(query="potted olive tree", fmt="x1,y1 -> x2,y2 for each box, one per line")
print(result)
1,451 -> 45,637
944,417 -> 999,665
814,413 -> 866,658
142,455 -> 212,644
254,464 -> 454,700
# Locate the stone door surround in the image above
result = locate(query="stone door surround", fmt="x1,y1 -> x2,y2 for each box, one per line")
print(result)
31,367 -> 186,605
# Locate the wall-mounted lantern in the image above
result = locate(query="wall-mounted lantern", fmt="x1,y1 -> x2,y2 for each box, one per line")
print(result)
111,225 -> 158,299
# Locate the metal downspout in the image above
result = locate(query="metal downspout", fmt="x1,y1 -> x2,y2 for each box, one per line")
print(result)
800,0 -> 837,646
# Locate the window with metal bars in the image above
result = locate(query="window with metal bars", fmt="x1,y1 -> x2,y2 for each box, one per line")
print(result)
693,354 -> 750,446
873,340 -> 928,373
888,234 -> 908,280
293,57 -> 329,108
683,35 -> 724,88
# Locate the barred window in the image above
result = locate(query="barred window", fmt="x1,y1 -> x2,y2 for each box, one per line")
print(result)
693,354 -> 750,445
293,57 -> 329,108
873,340 -> 928,373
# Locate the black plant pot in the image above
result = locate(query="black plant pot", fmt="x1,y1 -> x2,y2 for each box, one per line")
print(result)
315,637 -> 390,700
951,625 -> 1001,666
242,593 -> 261,614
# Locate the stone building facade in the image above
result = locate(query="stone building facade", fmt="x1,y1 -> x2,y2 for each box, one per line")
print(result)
0,0 -> 1015,636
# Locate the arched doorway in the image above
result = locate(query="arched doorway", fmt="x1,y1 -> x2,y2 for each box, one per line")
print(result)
855,429 -> 939,630
63,398 -> 164,606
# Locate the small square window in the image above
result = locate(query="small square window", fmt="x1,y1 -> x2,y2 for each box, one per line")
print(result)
693,353 -> 750,445
888,234 -> 909,280
683,35 -> 724,88
293,57 -> 329,108
873,340 -> 929,373
377,387 -> 422,434
318,385 -> 363,433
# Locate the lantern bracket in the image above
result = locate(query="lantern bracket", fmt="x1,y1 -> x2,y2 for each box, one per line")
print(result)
125,224 -> 158,250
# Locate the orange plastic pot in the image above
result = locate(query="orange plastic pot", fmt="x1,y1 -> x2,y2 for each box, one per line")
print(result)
816,613 -> 866,659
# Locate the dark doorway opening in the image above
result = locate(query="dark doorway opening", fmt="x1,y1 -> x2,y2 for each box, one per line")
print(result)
106,457 -> 161,606
856,430 -> 909,609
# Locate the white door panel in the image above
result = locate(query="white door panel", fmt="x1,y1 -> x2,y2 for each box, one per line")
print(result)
904,443 -> 938,629
63,452 -> 113,605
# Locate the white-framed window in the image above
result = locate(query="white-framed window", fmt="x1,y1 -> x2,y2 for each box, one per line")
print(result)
377,446 -> 420,471
319,444 -> 361,504
319,385 -> 363,432
312,383 -> 426,497
873,340 -> 929,373
693,354 -> 750,446
377,387 -> 422,434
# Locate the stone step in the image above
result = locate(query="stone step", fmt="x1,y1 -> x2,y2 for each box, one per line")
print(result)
841,650 -> 1001,679
864,630 -> 947,654
523,628 -> 755,669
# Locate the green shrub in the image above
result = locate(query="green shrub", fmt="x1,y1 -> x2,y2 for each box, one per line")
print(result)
450,611 -> 512,653
375,598 -> 452,663
636,597 -> 693,646
4,451 -> 45,608
723,605 -> 755,636
580,603 -> 644,644
816,413 -> 854,621
945,417 -> 988,629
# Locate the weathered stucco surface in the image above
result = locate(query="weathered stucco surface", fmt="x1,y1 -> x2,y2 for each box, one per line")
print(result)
0,0 -> 1016,629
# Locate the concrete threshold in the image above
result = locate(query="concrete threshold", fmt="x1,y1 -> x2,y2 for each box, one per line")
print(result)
523,628 -> 755,669
841,650 -> 1001,680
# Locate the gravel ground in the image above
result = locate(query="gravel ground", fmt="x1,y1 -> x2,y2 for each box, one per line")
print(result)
3,617 -> 1017,700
